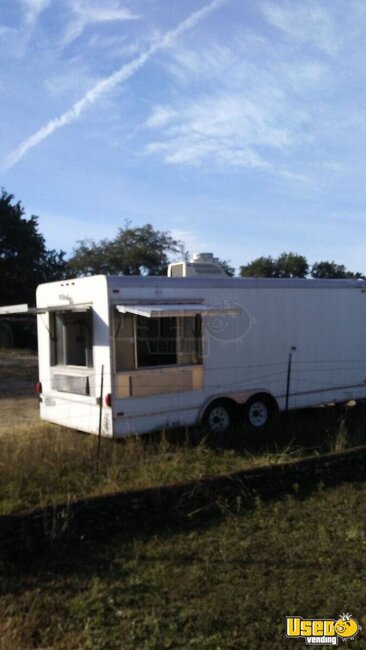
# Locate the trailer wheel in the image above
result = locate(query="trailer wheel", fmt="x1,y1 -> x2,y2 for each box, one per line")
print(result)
203,400 -> 233,434
245,395 -> 276,430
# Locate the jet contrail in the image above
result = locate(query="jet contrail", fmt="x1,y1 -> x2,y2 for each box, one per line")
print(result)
3,0 -> 227,169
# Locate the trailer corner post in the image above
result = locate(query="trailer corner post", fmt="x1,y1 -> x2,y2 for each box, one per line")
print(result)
96,364 -> 104,476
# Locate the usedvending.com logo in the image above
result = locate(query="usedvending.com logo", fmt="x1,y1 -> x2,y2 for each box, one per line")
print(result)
286,613 -> 361,646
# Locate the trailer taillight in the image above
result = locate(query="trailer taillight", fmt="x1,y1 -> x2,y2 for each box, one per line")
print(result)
105,393 -> 112,407
35,382 -> 42,394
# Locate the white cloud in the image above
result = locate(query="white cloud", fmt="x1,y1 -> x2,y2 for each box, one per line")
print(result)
166,28 -> 328,93
261,2 -> 339,56
0,26 -> 18,37
2,0 -> 227,169
22,0 -> 51,27
277,169 -> 312,184
145,105 -> 178,129
163,40 -> 236,85
319,161 -> 346,174
45,65 -> 97,99
62,0 -> 139,46
144,91 -> 303,170
0,0 -> 50,56
141,22 -> 338,181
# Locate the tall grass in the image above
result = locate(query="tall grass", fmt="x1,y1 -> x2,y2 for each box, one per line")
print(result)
328,417 -> 349,453
1,351 -> 366,515
1,402 -> 365,515
0,415 -> 301,515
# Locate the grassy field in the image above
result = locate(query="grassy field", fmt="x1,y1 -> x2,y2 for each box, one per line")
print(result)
2,350 -> 366,648
1,349 -> 366,515
2,481 -> 366,649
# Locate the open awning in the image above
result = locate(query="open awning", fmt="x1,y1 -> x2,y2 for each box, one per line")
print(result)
116,303 -> 241,318
0,303 -> 92,315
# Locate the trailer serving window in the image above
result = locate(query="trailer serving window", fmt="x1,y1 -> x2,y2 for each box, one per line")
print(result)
50,309 -> 93,367
114,308 -> 202,371
114,302 -> 241,372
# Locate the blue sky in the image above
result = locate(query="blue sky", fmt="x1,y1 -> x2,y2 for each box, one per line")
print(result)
1,0 -> 366,274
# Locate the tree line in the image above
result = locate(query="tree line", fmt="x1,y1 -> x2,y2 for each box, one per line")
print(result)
0,189 -> 364,306
239,253 -> 365,280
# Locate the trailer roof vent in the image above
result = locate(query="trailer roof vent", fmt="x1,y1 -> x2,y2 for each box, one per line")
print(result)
167,252 -> 229,278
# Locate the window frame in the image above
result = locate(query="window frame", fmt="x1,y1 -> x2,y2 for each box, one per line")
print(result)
50,309 -> 94,368
113,310 -> 203,372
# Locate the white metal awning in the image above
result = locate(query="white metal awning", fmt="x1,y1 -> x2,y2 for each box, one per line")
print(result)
116,303 -> 241,318
0,303 -> 92,315
0,303 -> 29,315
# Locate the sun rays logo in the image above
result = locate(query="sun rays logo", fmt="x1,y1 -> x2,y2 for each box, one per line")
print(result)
286,613 -> 361,646
205,295 -> 257,346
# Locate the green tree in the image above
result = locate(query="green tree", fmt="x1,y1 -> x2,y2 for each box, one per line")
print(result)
68,223 -> 186,277
240,253 -> 365,280
217,259 -> 235,277
0,190 -> 66,305
275,252 -> 309,278
311,261 -> 365,279
240,256 -> 277,278
240,253 -> 308,278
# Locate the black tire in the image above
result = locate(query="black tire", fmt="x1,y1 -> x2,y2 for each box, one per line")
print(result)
203,400 -> 233,434
245,395 -> 276,430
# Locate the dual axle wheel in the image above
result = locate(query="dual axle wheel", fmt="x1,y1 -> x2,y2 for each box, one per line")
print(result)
203,396 -> 275,434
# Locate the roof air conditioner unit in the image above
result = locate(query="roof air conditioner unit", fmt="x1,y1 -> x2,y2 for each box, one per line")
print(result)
167,253 -> 229,278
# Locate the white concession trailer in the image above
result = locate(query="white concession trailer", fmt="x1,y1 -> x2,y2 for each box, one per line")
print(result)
1,253 -> 366,438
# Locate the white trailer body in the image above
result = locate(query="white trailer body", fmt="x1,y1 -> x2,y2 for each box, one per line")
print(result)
27,273 -> 366,437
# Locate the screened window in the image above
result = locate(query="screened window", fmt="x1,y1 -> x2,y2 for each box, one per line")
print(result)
137,315 -> 177,367
51,311 -> 93,367
114,312 -> 135,370
114,312 -> 202,371
178,315 -> 202,365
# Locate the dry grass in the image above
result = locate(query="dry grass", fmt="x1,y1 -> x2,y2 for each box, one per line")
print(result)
0,410 -> 300,515
2,354 -> 366,648
1,349 -> 366,515
0,398 -> 39,436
